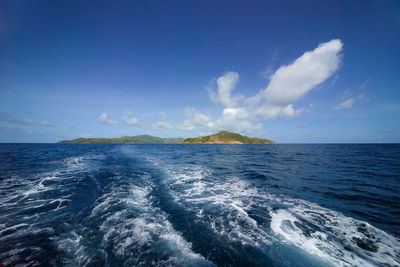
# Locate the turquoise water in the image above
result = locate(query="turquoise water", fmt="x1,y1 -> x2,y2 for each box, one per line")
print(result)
0,144 -> 399,266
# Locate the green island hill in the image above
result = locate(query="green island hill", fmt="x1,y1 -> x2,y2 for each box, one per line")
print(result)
58,131 -> 274,144
183,131 -> 274,144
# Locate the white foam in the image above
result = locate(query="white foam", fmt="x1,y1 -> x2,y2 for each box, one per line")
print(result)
57,171 -> 213,266
0,154 -> 97,266
55,230 -> 93,267
270,200 -> 400,266
144,156 -> 400,266
0,223 -> 29,236
97,182 -> 210,265
155,163 -> 274,247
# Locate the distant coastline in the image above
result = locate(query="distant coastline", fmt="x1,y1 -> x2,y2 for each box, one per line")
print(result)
58,131 -> 275,144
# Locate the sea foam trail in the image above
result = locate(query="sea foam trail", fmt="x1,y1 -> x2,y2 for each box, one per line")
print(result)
269,200 -> 400,266
56,170 -> 213,267
142,154 -> 400,267
0,154 -> 99,266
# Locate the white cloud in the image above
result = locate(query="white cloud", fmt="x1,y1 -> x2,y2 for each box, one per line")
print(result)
207,71 -> 242,108
193,113 -> 212,127
123,116 -> 139,125
122,110 -> 139,125
262,39 -> 343,106
182,107 -> 263,136
335,98 -> 355,110
334,80 -> 369,110
98,113 -> 119,125
183,107 -> 212,128
209,108 -> 264,136
148,111 -> 172,130
150,121 -> 172,130
176,120 -> 196,131
255,104 -> 304,119
123,110 -> 172,131
179,39 -> 343,135
334,92 -> 367,110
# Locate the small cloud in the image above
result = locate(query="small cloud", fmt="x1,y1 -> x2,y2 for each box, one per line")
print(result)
176,120 -> 196,131
150,121 -> 172,130
98,113 -> 119,125
123,110 -> 139,125
158,111 -> 167,121
334,98 -> 355,110
123,116 -> 139,125
334,80 -> 369,110
149,111 -> 172,130
122,110 -> 172,131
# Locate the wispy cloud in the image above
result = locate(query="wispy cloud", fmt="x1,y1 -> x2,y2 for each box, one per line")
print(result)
176,120 -> 196,131
98,113 -> 119,125
122,110 -> 172,131
0,112 -> 53,127
149,121 -> 173,130
335,98 -> 355,110
294,122 -> 312,129
334,80 -> 369,110
179,39 -> 343,135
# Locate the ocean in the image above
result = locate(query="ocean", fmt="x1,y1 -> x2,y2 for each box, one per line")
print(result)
0,144 -> 399,266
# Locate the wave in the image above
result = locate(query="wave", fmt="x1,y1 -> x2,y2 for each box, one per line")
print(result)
56,171 -> 213,266
2,145 -> 399,266
146,156 -> 400,266
0,154 -> 97,266
269,200 -> 400,266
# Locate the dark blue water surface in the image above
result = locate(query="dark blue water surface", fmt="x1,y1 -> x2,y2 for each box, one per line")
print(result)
0,144 -> 399,266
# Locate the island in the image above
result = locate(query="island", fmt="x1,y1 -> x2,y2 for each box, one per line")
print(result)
58,131 -> 274,144
183,131 -> 274,144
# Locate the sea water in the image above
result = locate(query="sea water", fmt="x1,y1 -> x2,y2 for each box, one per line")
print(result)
0,144 -> 399,266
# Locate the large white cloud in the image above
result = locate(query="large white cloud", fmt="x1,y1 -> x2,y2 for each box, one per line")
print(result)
262,39 -> 343,106
179,39 -> 343,136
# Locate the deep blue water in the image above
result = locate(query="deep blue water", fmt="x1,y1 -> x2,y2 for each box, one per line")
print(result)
0,144 -> 399,266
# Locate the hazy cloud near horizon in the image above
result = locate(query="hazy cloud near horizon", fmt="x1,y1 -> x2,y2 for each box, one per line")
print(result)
0,112 -> 53,127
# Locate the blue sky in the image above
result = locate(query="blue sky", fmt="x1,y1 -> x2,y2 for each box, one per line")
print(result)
0,0 -> 399,143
